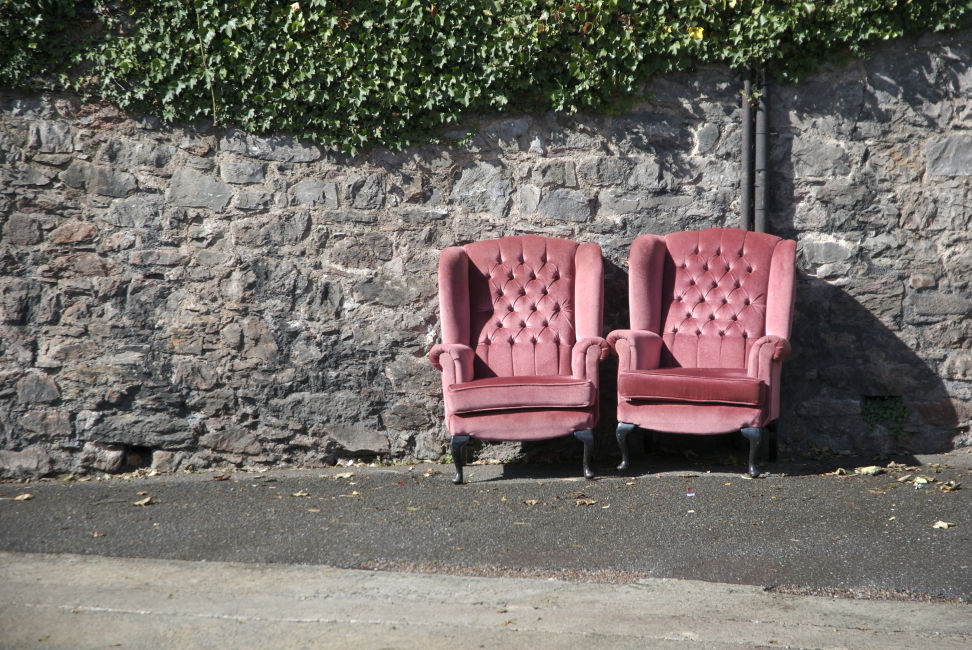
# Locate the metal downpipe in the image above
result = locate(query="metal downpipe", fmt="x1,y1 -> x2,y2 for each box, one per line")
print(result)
754,70 -> 769,233
740,68 -> 753,231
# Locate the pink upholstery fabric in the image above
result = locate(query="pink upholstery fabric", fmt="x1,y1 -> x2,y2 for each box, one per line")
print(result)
447,376 -> 595,414
611,228 -> 795,433
619,368 -> 764,407
431,235 -> 606,441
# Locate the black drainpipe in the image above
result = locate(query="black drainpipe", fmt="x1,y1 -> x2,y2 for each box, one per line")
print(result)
740,68 -> 754,231
754,70 -> 769,233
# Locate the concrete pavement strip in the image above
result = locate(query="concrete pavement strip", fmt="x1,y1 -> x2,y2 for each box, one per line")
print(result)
1,551 -> 969,649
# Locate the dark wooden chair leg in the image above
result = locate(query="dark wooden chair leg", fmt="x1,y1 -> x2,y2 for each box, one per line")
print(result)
451,435 -> 470,484
616,422 -> 637,471
740,427 -> 764,478
574,429 -> 595,480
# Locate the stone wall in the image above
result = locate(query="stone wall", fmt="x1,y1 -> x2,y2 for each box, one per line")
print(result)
1,29 -> 970,477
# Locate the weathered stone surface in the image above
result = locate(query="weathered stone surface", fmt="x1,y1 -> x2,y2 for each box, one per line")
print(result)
926,134 -> 972,176
59,160 -> 137,196
85,413 -> 192,449
321,423 -> 390,454
79,441 -> 125,472
167,168 -> 232,211
347,173 -> 386,209
0,446 -> 52,478
101,194 -> 163,228
219,128 -> 321,162
537,188 -> 592,222
19,409 -> 72,436
199,427 -> 262,455
220,159 -> 266,184
2,213 -> 43,245
49,222 -> 98,245
28,120 -> 72,153
17,371 -> 60,404
451,162 -> 511,216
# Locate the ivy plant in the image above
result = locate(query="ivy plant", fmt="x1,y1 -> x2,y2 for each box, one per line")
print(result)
2,1 -> 970,153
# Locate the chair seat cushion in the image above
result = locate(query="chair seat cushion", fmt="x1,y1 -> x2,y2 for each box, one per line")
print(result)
618,367 -> 765,407
447,376 -> 596,414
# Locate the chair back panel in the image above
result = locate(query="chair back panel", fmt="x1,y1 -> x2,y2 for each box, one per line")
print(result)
465,235 -> 577,378
659,229 -> 779,369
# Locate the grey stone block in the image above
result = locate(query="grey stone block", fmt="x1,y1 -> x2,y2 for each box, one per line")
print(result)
167,168 -> 232,211
926,134 -> 972,176
220,128 -> 321,162
220,159 -> 266,184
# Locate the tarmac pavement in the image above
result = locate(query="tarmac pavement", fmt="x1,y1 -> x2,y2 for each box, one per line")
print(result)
1,450 -> 970,648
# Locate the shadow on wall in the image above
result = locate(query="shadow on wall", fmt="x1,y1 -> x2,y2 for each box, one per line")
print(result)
783,273 -> 958,454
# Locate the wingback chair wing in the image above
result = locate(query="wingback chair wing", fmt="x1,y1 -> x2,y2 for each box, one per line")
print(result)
607,228 -> 796,477
430,235 -> 609,483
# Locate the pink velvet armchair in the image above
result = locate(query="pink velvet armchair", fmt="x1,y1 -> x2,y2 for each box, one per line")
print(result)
430,235 -> 609,483
607,228 -> 796,477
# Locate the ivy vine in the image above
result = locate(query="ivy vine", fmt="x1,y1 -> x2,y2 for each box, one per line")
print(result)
2,1 -> 970,154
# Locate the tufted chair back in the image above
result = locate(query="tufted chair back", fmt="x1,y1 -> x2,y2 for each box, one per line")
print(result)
440,235 -> 603,378
635,229 -> 794,370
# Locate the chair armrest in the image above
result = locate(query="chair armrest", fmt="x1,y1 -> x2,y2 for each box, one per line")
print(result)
747,335 -> 791,383
606,329 -> 663,371
571,337 -> 610,383
429,343 -> 475,386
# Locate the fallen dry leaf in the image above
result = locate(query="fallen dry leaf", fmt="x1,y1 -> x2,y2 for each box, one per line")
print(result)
523,499 -> 539,506
306,508 -> 321,513
932,520 -> 955,529
132,496 -> 153,507
13,493 -> 33,501
89,531 -> 104,538
855,466 -> 884,476
406,506 -> 420,511
897,474 -> 913,483
291,490 -> 310,497
212,474 -> 230,481
334,472 -> 354,480
938,481 -> 961,492
830,468 -> 848,476
137,491 -> 148,496
575,498 -> 596,506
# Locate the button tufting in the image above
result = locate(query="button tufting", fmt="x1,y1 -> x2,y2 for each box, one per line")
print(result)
530,305 -> 537,311
746,266 -> 753,273
744,299 -> 751,305
734,281 -> 741,288
507,305 -> 514,311
702,264 -> 708,271
731,315 -> 737,321
708,314 -> 715,320
715,248 -> 721,256
542,321 -> 548,327
519,288 -> 526,296
742,332 -> 748,338
689,279 -> 696,286
680,263 -> 687,269
698,297 -> 705,303
676,296 -> 683,302
541,288 -> 548,295
530,337 -> 537,344
722,298 -> 728,304
519,321 -> 526,328
719,331 -> 725,337
496,322 -> 503,328
695,329 -> 702,336
711,281 -> 717,288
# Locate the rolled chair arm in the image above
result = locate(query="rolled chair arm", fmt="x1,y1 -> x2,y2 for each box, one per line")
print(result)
571,336 -> 610,383
606,329 -> 663,371
747,335 -> 791,383
429,343 -> 475,386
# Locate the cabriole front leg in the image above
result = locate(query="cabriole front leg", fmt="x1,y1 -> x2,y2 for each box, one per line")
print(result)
451,435 -> 470,485
616,422 -> 636,471
574,429 -> 595,480
740,427 -> 764,478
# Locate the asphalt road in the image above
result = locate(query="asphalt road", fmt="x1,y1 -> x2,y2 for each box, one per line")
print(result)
2,452 -> 970,599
